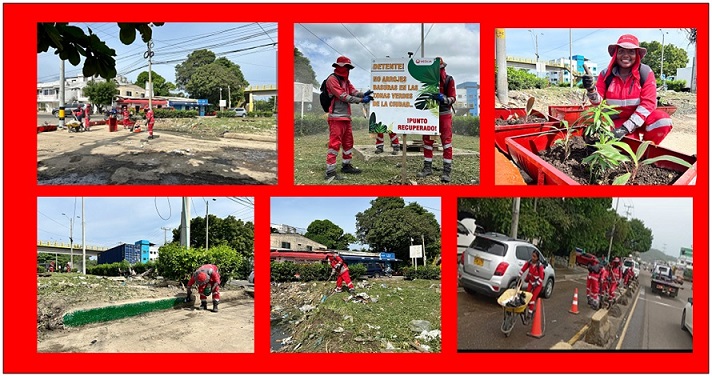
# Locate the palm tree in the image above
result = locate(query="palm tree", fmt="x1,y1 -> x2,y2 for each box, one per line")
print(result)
682,28 -> 697,93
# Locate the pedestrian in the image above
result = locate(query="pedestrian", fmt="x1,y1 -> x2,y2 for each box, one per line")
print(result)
84,103 -> 92,131
146,107 -> 155,139
586,260 -> 602,309
184,264 -> 221,312
121,105 -> 131,129
582,34 -> 672,144
375,131 -> 401,155
324,55 -> 373,180
48,261 -> 55,273
517,251 -> 545,324
325,253 -> 355,293
600,260 -> 611,303
609,257 -> 623,299
65,262 -> 71,273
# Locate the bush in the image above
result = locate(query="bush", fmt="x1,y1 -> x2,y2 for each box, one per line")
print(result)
154,109 -> 198,119
217,110 -> 236,118
452,116 -> 479,136
156,243 -> 248,285
665,79 -> 687,92
249,111 -> 274,118
506,67 -> 549,90
269,261 -> 367,282
348,263 -> 366,279
402,265 -> 441,280
38,265 -> 47,273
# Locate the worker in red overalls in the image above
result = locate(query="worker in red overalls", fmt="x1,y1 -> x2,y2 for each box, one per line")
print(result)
375,132 -> 401,155
417,56 -> 456,182
48,261 -> 56,273
146,107 -> 155,139
600,260 -> 612,304
609,257 -> 623,299
84,103 -> 92,131
121,105 -> 132,129
326,253 -> 354,293
586,260 -> 602,309
518,251 -> 545,324
185,264 -> 221,312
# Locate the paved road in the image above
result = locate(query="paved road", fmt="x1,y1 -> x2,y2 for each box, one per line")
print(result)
458,272 -> 594,351
618,270 -> 692,350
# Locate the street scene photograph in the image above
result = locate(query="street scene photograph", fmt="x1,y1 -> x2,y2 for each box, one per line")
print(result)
294,23 -> 480,185
493,28 -> 697,186
270,197 -> 442,353
36,197 -> 255,352
457,197 -> 693,351
37,22 -> 277,185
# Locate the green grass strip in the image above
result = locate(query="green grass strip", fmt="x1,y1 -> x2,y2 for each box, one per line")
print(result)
63,297 -> 185,327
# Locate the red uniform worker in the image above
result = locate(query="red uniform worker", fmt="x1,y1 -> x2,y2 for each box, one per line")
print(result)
518,251 -> 545,320
186,264 -> 221,312
326,253 -> 355,293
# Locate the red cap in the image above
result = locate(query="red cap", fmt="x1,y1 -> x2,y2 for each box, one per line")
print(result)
332,56 -> 355,69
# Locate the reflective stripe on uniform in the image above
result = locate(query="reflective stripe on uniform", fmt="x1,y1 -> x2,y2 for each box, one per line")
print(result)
646,117 -> 674,131
328,148 -> 338,155
424,157 -> 433,162
443,143 -> 452,150
636,106 -> 652,118
424,145 -> 433,151
443,158 -> 452,164
343,149 -> 352,156
607,98 -> 641,107
629,112 -> 645,127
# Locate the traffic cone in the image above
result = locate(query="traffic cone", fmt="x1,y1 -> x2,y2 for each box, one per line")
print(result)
569,288 -> 580,314
527,298 -> 544,338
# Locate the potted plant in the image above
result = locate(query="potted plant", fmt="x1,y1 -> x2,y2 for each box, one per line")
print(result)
495,97 -> 560,156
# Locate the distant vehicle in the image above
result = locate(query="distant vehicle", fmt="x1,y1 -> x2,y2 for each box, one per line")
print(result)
576,252 -> 599,267
673,267 -> 685,285
622,258 -> 640,278
681,297 -> 693,335
248,270 -> 254,284
651,264 -> 680,297
457,218 -> 484,257
232,107 -> 247,117
458,232 -> 555,299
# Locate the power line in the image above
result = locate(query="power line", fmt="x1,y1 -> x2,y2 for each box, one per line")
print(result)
341,24 -> 376,58
38,210 -> 69,229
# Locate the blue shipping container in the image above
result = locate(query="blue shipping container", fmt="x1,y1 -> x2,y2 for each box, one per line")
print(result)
98,244 -> 141,265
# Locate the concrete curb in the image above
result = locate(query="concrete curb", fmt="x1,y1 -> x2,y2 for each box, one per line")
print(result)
63,290 -> 252,327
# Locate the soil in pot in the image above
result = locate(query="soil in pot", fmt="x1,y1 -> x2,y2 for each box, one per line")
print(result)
538,136 -> 683,185
495,116 -> 549,126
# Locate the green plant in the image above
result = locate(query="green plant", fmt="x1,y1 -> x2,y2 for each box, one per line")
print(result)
552,120 -> 576,161
582,138 -> 631,183
577,100 -> 619,141
401,265 -> 441,280
612,141 -> 693,185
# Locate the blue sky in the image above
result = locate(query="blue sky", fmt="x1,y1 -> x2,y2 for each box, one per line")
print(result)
295,23 -> 480,90
504,28 -> 696,73
37,23 -> 277,86
612,198 -> 692,259
270,197 -> 442,250
37,197 -> 254,249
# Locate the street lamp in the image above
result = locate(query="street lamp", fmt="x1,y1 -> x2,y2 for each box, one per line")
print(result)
62,213 -> 78,271
205,198 -> 216,250
660,29 -> 669,90
528,29 -> 543,63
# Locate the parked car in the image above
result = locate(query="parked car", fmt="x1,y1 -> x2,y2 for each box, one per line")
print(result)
622,258 -> 640,279
248,269 -> 254,284
457,218 -> 484,257
681,297 -> 692,335
232,107 -> 247,117
576,252 -> 599,267
458,232 -> 555,299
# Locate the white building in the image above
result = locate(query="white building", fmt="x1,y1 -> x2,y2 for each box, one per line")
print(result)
36,74 -> 145,113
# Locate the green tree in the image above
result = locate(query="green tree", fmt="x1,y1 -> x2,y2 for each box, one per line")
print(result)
502,67 -> 549,90
181,56 -> 249,105
355,198 -> 441,262
174,49 -> 216,90
640,41 -> 689,79
622,218 -> 653,255
171,215 -> 254,258
38,23 -> 163,79
82,80 -> 118,108
254,96 -> 276,112
135,71 -> 176,96
304,219 -> 356,250
294,48 -> 319,86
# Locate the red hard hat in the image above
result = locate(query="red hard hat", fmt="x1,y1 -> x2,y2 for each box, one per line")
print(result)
196,271 -> 208,284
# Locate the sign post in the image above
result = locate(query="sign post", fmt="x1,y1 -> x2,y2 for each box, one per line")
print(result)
410,245 -> 423,270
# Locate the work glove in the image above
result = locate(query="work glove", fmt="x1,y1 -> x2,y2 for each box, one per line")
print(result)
612,126 -> 629,140
582,75 -> 595,92
363,90 -> 374,97
434,93 -> 446,103
362,95 -> 373,104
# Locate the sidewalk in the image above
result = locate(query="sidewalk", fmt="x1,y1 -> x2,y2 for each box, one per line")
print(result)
554,265 -> 588,281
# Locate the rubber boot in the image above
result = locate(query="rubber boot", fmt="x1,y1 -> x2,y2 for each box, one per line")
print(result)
212,301 -> 219,313
200,300 -> 208,310
341,163 -> 362,174
325,168 -> 344,181
391,144 -> 400,155
375,145 -> 384,154
417,161 -> 433,177
441,162 -> 452,183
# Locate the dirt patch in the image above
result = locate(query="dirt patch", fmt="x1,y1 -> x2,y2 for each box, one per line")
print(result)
37,120 -> 277,185
37,274 -> 254,352
539,136 -> 684,185
499,88 -> 697,156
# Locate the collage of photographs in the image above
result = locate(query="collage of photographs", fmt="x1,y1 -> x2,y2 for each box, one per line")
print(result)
3,2 -> 709,374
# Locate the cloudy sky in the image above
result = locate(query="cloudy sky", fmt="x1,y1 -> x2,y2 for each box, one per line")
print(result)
37,197 -> 254,249
611,197 -> 693,259
504,28 -> 696,73
271,197 -> 442,250
295,23 -> 480,90
37,23 -> 277,86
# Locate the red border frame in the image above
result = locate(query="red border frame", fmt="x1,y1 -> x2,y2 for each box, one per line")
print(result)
4,3 -> 708,373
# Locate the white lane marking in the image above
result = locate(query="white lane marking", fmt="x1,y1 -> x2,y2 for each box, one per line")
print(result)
639,297 -> 681,310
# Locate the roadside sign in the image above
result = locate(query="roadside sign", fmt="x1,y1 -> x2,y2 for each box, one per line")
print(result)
409,245 -> 423,258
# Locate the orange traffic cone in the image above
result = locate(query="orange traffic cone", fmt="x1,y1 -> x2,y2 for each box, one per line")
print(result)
527,298 -> 544,338
569,288 -> 580,314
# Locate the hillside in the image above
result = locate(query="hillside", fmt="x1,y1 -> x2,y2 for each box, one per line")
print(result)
639,248 -> 677,263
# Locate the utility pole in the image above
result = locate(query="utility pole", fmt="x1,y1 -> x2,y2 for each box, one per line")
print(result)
607,198 -> 620,262
528,30 -> 542,63
161,227 -> 171,245
510,197 -> 521,238
145,38 -> 154,109
660,29 -> 668,90
62,212 -> 77,270
205,198 -> 216,250
219,88 -> 223,112
228,85 -> 231,109
422,234 -> 426,266
495,29 -> 508,105
81,197 -> 86,274
59,58 -> 66,130
181,198 -> 191,249
569,29 -> 573,88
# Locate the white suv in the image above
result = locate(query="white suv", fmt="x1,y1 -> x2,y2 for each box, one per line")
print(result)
458,232 -> 556,299
233,108 -> 247,117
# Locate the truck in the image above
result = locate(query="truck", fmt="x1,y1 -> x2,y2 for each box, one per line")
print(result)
650,264 -> 681,298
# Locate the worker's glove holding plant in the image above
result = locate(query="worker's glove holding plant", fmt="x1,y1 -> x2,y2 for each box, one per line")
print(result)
434,93 -> 446,103
582,75 -> 595,92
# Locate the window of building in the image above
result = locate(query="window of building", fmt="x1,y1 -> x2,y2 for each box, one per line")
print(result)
281,242 -> 291,249
126,91 -> 133,97
306,246 -> 313,251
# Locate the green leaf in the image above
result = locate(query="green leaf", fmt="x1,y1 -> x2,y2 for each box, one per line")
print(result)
640,155 -> 693,168
635,141 -> 651,161
613,173 -> 631,185
407,59 -> 439,85
613,142 -> 637,164
119,27 -> 136,45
